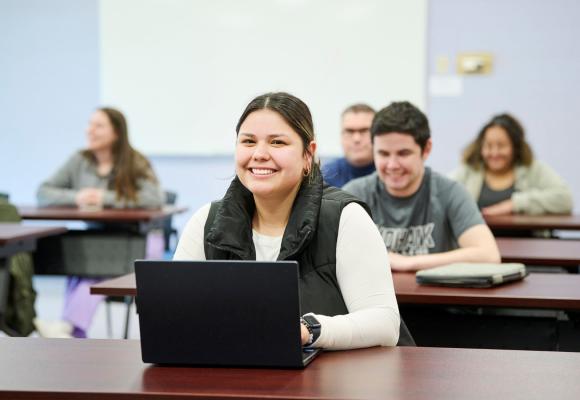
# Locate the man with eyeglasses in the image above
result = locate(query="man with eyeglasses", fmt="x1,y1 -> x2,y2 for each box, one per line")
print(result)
322,104 -> 376,188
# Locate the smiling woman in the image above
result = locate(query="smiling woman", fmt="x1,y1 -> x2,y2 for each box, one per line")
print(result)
235,97 -> 318,237
34,107 -> 165,339
173,92 -> 401,350
236,109 -> 313,220
451,113 -> 573,216
37,108 -> 164,209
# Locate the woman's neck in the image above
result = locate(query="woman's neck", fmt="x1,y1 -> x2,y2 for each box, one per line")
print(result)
92,149 -> 114,176
252,185 -> 301,237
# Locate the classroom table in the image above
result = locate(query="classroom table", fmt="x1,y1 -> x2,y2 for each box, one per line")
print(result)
92,270 -> 580,350
393,272 -> 580,351
91,271 -> 580,310
393,271 -> 580,309
497,237 -> 580,267
17,206 -> 187,276
18,206 -> 187,234
90,273 -> 136,296
0,338 -> 579,400
0,223 -> 67,335
485,214 -> 580,231
0,224 -> 66,258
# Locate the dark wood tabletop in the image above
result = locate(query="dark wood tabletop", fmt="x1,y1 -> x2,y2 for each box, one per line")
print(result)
394,271 -> 580,309
17,205 -> 187,223
91,271 -> 580,310
91,273 -> 136,296
0,338 -> 579,400
497,237 -> 580,266
0,223 -> 67,246
485,214 -> 580,231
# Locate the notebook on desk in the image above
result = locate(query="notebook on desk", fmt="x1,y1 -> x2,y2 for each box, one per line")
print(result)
134,260 -> 320,368
416,263 -> 527,288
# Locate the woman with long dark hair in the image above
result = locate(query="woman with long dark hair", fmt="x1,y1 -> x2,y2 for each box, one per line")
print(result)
36,107 -> 164,338
38,107 -> 163,209
174,93 -> 400,349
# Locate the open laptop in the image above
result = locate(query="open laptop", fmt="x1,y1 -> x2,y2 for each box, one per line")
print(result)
134,260 -> 320,368
416,262 -> 527,288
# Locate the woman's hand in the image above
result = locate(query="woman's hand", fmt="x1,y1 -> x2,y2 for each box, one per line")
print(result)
75,188 -> 104,208
481,199 -> 514,216
300,322 -> 310,345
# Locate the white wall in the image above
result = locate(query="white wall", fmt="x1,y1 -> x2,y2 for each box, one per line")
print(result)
3,0 -> 577,224
0,0 -> 100,205
99,0 -> 427,156
426,0 -> 580,211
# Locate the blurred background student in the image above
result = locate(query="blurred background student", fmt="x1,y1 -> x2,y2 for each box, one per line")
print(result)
451,113 -> 573,216
322,104 -> 376,188
35,107 -> 164,338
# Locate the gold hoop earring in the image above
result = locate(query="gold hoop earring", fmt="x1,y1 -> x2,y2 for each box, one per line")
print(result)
303,168 -> 310,177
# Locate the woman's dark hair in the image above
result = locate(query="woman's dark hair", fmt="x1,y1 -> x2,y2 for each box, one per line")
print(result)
236,92 -> 319,181
370,101 -> 431,151
83,107 -> 158,202
463,113 -> 534,169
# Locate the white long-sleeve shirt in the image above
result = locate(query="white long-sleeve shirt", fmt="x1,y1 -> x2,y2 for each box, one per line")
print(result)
174,202 -> 400,350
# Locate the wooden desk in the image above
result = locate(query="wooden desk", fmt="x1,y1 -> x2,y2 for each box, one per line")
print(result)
497,237 -> 580,267
0,338 -> 579,399
18,206 -> 187,276
0,224 -> 66,259
394,271 -> 580,309
485,214 -> 580,231
92,271 -> 580,310
91,273 -> 136,296
18,205 -> 187,233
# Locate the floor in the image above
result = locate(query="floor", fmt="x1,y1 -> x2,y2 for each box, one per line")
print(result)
32,274 -> 141,339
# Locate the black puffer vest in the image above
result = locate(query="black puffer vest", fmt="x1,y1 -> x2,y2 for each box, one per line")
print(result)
203,171 -> 370,316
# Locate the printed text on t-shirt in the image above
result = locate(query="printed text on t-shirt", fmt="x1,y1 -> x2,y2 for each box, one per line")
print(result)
377,223 -> 435,255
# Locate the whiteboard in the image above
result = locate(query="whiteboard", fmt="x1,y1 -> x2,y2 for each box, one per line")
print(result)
99,0 -> 427,156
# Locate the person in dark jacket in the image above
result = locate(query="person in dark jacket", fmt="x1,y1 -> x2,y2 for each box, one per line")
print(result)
174,92 -> 400,350
322,103 -> 376,188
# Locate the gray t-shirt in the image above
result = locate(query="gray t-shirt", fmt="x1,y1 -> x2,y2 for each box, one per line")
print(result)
343,168 -> 484,255
477,181 -> 515,209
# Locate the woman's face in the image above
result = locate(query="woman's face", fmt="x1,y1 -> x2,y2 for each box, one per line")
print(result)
236,109 -> 314,200
86,110 -> 117,152
481,125 -> 514,173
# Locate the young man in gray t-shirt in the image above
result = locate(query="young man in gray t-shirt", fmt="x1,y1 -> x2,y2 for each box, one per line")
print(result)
343,102 -> 500,272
